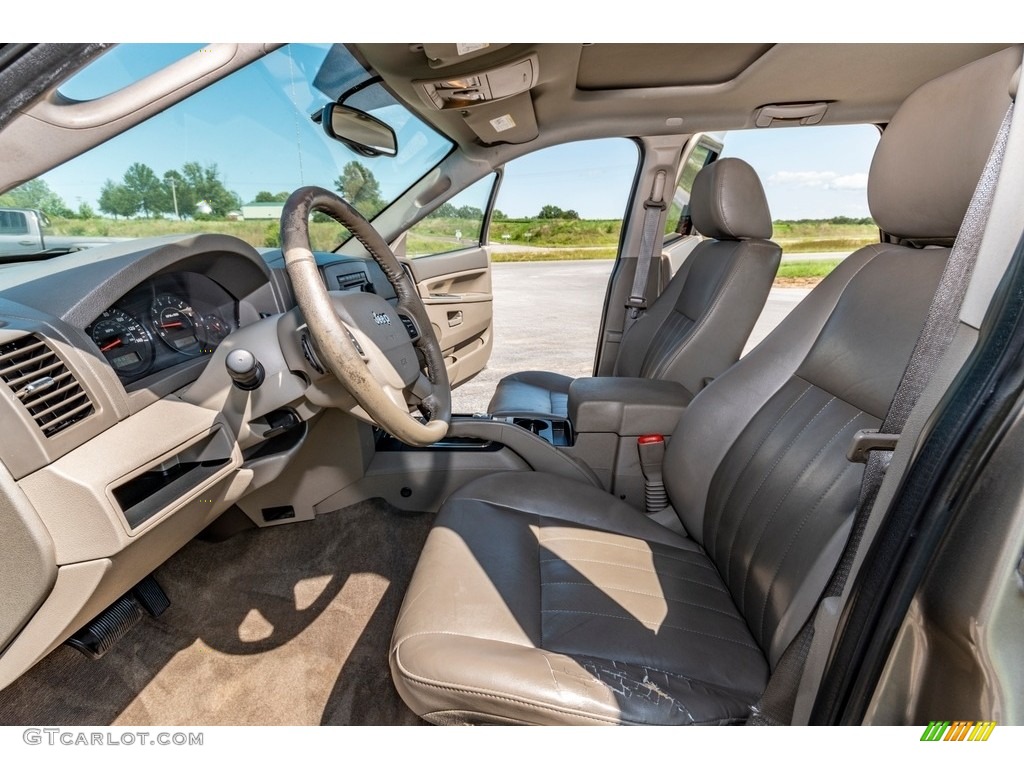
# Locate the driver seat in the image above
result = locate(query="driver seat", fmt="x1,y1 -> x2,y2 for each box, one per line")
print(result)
389,48 -> 1019,725
487,157 -> 781,419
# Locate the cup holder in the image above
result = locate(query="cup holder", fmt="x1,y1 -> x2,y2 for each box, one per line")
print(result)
512,418 -> 548,435
509,417 -> 573,446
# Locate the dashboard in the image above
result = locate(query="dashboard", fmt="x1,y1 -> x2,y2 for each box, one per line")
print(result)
0,231 -> 409,692
84,272 -> 238,386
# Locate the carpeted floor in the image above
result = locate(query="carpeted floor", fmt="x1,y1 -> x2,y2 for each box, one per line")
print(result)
0,499 -> 432,726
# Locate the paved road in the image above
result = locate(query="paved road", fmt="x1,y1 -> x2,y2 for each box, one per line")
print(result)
451,260 -> 816,414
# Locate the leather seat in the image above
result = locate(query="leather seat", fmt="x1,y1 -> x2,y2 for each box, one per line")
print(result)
391,48 -> 1019,725
487,157 -> 781,419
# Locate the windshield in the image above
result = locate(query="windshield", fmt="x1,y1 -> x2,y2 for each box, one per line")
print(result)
0,44 -> 453,259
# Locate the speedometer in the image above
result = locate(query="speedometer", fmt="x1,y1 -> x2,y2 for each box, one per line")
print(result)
151,294 -> 202,354
89,308 -> 154,377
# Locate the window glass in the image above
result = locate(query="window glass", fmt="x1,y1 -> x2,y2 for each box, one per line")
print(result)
490,138 -> 638,261
665,140 -> 719,240
721,124 -> 880,247
0,211 -> 28,235
406,174 -> 495,257
15,44 -> 453,256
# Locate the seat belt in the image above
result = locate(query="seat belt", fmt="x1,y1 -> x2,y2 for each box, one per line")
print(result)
623,170 -> 667,334
749,103 -> 1015,727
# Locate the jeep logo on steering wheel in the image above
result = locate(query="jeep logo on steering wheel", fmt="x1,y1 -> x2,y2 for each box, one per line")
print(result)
372,311 -> 391,326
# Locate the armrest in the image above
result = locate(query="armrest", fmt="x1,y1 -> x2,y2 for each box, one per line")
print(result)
568,377 -> 692,435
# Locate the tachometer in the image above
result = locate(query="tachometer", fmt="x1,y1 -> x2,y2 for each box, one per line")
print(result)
151,294 -> 201,354
89,308 -> 154,377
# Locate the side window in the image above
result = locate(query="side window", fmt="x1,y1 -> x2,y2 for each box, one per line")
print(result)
664,138 -> 720,242
0,210 -> 29,235
490,138 -> 638,261
721,124 -> 881,256
406,174 -> 495,258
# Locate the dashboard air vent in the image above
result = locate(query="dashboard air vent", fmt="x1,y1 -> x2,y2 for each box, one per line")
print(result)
0,335 -> 94,437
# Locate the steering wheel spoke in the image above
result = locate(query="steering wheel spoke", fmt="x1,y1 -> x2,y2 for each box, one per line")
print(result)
281,187 -> 451,447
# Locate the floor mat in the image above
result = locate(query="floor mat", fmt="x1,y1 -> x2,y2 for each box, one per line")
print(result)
0,499 -> 432,726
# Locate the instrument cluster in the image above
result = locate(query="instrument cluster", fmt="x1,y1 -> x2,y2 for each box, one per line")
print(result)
85,272 -> 237,386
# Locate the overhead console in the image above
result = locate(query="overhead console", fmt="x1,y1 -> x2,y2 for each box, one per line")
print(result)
410,46 -> 540,145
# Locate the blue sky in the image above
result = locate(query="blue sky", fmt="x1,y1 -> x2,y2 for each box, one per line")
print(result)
495,124 -> 878,221
42,44 -> 879,223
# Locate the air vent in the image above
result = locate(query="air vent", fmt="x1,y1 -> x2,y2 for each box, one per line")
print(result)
0,335 -> 94,437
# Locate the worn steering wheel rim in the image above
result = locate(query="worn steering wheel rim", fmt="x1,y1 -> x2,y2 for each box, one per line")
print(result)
280,186 -> 451,446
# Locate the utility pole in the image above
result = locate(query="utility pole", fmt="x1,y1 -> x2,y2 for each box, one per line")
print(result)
167,178 -> 179,219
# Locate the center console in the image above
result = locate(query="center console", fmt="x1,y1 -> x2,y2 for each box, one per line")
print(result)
357,378 -> 691,513
447,377 -> 691,509
559,377 -> 692,509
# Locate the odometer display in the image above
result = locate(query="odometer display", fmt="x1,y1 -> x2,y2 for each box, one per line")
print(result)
89,308 -> 154,377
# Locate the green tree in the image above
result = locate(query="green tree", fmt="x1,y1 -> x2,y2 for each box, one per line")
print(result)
254,190 -> 290,203
428,202 -> 457,218
179,162 -> 241,218
122,163 -> 166,217
492,209 -> 508,220
98,179 -> 140,219
334,161 -> 384,218
76,202 -> 96,219
538,204 -> 579,220
0,179 -> 72,217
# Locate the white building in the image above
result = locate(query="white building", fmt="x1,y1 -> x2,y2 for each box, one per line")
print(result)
240,202 -> 285,220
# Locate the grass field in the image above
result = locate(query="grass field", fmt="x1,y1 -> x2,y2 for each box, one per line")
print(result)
46,216 -> 876,266
776,258 -> 844,282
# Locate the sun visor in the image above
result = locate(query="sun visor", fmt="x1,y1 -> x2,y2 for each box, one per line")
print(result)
460,92 -> 539,145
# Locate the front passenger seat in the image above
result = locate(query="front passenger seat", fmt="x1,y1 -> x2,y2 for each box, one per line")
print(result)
389,47 -> 1019,725
487,158 -> 782,419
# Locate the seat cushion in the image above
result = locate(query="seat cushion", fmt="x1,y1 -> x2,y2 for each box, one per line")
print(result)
487,370 -> 574,418
390,472 -> 769,725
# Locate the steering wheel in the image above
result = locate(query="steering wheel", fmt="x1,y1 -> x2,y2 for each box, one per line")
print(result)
280,186 -> 451,447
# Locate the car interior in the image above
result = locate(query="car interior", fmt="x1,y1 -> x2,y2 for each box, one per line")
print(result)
0,42 -> 1023,727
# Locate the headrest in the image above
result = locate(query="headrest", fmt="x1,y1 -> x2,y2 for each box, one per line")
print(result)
869,46 -> 1020,243
690,157 -> 773,241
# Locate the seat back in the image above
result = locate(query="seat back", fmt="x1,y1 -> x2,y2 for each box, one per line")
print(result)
613,158 -> 781,398
662,47 -> 1020,666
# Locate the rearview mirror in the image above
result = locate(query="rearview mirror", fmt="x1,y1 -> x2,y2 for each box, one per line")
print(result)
316,104 -> 398,158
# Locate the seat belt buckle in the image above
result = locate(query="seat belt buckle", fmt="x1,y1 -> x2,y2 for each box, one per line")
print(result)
637,435 -> 669,513
637,434 -> 665,467
846,429 -> 901,463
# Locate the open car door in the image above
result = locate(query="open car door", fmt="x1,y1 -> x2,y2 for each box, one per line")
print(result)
396,173 -> 498,389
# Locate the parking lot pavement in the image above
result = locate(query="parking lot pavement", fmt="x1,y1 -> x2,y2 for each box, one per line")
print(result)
451,260 -> 812,414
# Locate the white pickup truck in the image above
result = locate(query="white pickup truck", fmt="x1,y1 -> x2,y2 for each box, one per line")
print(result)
0,207 -> 121,259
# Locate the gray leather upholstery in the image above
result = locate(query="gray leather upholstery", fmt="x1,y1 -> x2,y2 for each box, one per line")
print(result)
488,158 -> 781,418
487,370 -> 574,420
869,48 -> 1021,243
391,47 -> 1018,725
689,156 -> 773,240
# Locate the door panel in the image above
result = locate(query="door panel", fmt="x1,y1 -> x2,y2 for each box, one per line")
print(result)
403,246 -> 493,389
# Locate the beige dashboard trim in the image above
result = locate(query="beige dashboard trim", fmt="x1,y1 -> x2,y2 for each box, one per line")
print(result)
18,398 -> 242,565
0,559 -> 109,691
